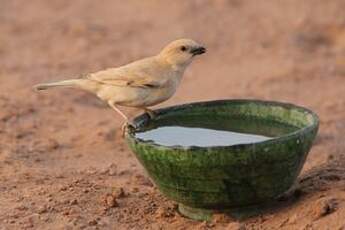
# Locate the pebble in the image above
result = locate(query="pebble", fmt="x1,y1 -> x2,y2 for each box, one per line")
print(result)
227,222 -> 245,230
37,205 -> 48,214
88,219 -> 98,226
113,187 -> 125,198
104,194 -> 118,208
70,199 -> 78,205
311,198 -> 338,220
131,187 -> 139,193
212,213 -> 233,223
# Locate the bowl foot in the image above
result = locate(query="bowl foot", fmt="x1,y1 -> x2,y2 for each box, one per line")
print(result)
178,203 -> 272,221
178,204 -> 214,221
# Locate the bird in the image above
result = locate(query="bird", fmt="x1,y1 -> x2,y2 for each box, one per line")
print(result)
34,38 -> 206,135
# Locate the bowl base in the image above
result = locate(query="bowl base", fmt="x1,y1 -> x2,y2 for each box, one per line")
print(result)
178,203 -> 270,221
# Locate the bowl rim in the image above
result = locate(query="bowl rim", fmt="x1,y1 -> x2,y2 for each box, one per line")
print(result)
126,99 -> 319,151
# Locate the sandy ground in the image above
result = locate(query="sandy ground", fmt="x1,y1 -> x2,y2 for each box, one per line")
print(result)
1,0 -> 345,229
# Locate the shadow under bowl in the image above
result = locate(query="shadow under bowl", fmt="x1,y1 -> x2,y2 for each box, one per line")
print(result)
125,100 -> 319,221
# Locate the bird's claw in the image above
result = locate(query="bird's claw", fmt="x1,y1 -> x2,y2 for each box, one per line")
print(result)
145,110 -> 156,119
121,121 -> 136,138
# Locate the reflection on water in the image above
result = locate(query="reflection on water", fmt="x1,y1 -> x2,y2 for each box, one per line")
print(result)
135,116 -> 298,147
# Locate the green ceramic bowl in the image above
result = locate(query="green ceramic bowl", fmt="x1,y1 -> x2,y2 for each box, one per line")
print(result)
125,100 -> 319,220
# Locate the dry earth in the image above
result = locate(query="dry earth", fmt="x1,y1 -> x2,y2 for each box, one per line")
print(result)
1,0 -> 345,229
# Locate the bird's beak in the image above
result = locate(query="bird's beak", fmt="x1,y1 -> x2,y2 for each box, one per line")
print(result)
190,46 -> 206,56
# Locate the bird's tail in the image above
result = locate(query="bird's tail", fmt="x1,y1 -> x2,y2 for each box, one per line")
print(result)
33,79 -> 83,91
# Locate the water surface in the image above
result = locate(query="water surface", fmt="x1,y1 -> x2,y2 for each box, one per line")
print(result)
135,116 -> 298,147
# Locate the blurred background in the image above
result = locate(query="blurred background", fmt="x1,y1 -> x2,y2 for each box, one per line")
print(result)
1,0 -> 345,229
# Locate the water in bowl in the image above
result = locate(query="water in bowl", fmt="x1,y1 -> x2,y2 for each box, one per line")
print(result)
134,116 -> 299,147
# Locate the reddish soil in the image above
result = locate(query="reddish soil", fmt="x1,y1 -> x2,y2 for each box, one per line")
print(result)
1,1 -> 345,229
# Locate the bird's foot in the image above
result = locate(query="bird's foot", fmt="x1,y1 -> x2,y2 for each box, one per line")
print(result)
121,121 -> 136,138
145,109 -> 156,119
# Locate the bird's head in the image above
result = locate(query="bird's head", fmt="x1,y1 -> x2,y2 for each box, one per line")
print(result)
158,38 -> 206,69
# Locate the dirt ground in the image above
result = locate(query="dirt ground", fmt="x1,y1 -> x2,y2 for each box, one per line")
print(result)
1,0 -> 345,229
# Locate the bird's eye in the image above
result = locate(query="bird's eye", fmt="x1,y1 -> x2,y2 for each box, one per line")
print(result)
180,46 -> 187,52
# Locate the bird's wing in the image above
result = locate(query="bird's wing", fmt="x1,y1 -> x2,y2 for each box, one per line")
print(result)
86,68 -> 163,89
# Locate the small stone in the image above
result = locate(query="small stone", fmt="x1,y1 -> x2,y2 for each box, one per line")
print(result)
10,213 -> 19,219
212,213 -> 232,223
311,198 -> 338,220
88,219 -> 98,226
338,225 -> 345,230
303,223 -> 314,229
23,223 -> 34,228
23,214 -> 39,229
63,199 -> 71,204
70,199 -> 78,205
15,205 -> 28,211
55,174 -> 65,179
85,168 -> 97,175
59,186 -> 68,191
131,187 -> 139,193
227,222 -> 245,230
47,138 -> 59,150
118,169 -> 130,176
73,179 -> 81,184
154,207 -> 166,218
108,168 -> 117,176
72,219 -> 79,226
104,194 -> 118,208
38,205 -> 48,214
197,221 -> 209,229
287,214 -> 298,225
154,206 -> 175,218
113,187 -> 125,198
40,216 -> 50,222
63,210 -> 70,216
99,168 -> 108,175
133,174 -> 153,187
63,224 -> 74,230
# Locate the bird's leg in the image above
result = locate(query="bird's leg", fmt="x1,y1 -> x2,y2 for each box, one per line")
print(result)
142,107 -> 156,119
108,102 -> 134,137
